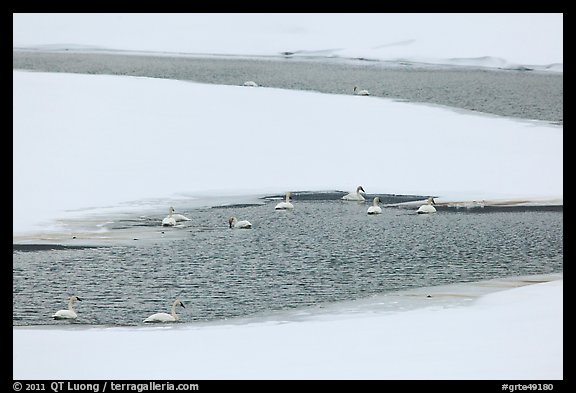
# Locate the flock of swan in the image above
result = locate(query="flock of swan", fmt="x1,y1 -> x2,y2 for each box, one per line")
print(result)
340,186 -> 436,215
53,187 -> 436,323
244,81 -> 370,96
52,295 -> 186,323
161,187 -> 437,230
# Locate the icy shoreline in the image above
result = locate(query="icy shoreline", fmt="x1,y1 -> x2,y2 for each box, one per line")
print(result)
13,273 -> 563,379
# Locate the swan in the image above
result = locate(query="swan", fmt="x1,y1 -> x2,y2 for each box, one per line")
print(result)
143,298 -> 185,323
417,197 -> 437,214
52,295 -> 82,320
229,216 -> 252,229
243,81 -> 258,87
161,208 -> 176,227
353,86 -> 370,96
168,207 -> 191,222
275,192 -> 294,210
342,186 -> 366,201
367,196 -> 382,214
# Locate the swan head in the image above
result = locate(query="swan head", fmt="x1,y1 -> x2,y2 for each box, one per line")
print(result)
373,196 -> 380,204
228,217 -> 236,228
175,298 -> 185,308
70,295 -> 82,303
357,186 -> 366,194
428,197 -> 436,205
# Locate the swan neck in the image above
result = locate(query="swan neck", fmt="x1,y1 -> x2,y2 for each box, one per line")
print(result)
171,299 -> 180,317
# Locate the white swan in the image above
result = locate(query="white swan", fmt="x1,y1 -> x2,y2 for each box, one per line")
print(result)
161,208 -> 176,227
367,196 -> 382,214
229,216 -> 252,229
354,86 -> 370,96
342,186 -> 366,201
168,207 -> 191,222
143,298 -> 185,323
52,295 -> 82,320
243,81 -> 258,87
275,192 -> 294,210
417,197 -> 437,214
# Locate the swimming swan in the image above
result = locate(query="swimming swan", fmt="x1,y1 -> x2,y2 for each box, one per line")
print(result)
354,86 -> 370,96
342,186 -> 366,201
169,207 -> 191,222
367,196 -> 382,214
52,295 -> 82,320
243,81 -> 258,87
162,208 -> 176,226
161,207 -> 190,226
417,197 -> 437,214
229,216 -> 252,229
275,192 -> 294,210
143,298 -> 185,323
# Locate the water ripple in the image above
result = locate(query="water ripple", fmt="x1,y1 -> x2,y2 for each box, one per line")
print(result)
13,200 -> 562,326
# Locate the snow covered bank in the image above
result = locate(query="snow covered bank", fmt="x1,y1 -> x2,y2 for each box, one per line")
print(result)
13,71 -> 563,236
13,277 -> 563,379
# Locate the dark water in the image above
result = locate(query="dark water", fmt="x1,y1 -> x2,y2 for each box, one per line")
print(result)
12,52 -> 563,327
12,50 -> 563,124
13,193 -> 563,326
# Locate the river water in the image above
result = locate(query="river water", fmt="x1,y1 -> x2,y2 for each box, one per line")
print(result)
12,51 -> 563,326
